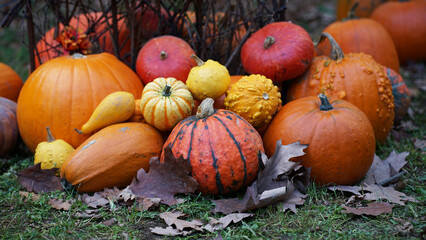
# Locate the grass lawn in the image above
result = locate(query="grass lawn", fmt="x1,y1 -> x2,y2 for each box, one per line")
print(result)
1,2 -> 425,239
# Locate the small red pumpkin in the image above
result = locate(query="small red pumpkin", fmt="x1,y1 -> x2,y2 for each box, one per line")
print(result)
241,21 -> 315,83
0,63 -> 23,102
161,98 -> 264,195
136,35 -> 197,85
0,97 -> 19,156
264,94 -> 375,186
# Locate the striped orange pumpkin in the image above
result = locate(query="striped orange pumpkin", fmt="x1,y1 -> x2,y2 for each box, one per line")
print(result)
161,98 -> 264,195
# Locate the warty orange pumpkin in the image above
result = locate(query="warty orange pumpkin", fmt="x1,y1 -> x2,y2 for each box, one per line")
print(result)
287,33 -> 394,143
17,53 -> 143,152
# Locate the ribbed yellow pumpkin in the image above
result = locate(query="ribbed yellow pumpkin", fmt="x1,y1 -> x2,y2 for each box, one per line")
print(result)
224,74 -> 282,129
140,77 -> 194,131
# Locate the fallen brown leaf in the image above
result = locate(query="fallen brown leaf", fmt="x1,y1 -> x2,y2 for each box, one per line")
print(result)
82,192 -> 110,208
19,191 -> 40,201
341,202 -> 393,216
204,213 -> 253,232
18,163 -> 63,193
128,144 -> 199,206
159,212 -> 204,231
151,226 -> 193,236
213,140 -> 309,214
102,218 -> 117,226
278,189 -> 308,213
328,185 -> 362,195
362,151 -> 408,185
48,198 -> 73,210
413,138 -> 426,151
135,198 -> 161,211
364,184 -> 417,205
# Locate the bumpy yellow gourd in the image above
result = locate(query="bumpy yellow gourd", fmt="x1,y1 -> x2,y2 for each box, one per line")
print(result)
140,77 -> 194,131
224,74 -> 282,128
186,55 -> 231,101
78,91 -> 135,134
34,127 -> 74,174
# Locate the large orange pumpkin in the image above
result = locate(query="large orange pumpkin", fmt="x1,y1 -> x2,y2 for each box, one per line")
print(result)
61,122 -> 164,192
35,12 -> 130,67
161,98 -> 264,195
263,94 -> 375,185
0,97 -> 19,156
0,63 -> 23,102
370,1 -> 426,64
17,53 -> 143,152
316,11 -> 400,73
287,33 -> 394,143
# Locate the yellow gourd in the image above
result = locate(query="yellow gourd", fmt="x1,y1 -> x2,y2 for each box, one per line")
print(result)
224,74 -> 282,128
140,77 -> 194,131
78,91 -> 135,134
186,55 -> 231,101
34,127 -> 74,174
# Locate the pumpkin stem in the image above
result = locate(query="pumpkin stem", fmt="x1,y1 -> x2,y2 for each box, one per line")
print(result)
318,32 -> 344,61
344,1 -> 359,20
46,126 -> 55,142
196,98 -> 215,119
263,36 -> 275,49
72,53 -> 87,59
191,54 -> 205,66
160,50 -> 168,60
318,93 -> 333,111
163,84 -> 172,97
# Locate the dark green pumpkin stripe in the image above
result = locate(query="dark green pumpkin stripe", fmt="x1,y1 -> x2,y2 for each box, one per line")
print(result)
212,114 -> 248,188
205,121 -> 224,194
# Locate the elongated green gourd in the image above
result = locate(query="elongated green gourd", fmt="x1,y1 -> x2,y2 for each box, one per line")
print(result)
78,91 -> 135,134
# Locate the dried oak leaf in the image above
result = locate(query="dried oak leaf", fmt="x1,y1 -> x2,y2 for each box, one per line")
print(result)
204,213 -> 253,232
278,189 -> 308,213
18,163 -> 63,193
151,211 -> 203,236
48,198 -> 73,210
363,184 -> 417,205
341,202 -> 393,216
213,140 -> 308,214
82,192 -> 110,208
328,185 -> 362,195
19,191 -> 40,201
362,151 -> 408,185
128,144 -> 199,206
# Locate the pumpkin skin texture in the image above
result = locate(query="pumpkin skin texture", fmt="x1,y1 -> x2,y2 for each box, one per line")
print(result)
370,1 -> 426,64
79,91 -> 135,134
224,74 -> 282,129
316,18 -> 400,73
161,98 -> 264,195
35,12 -> 130,67
287,33 -> 394,143
140,77 -> 194,131
17,53 -> 143,152
186,55 -> 231,101
264,94 -> 376,186
61,122 -> 164,192
136,35 -> 197,85
384,67 -> 411,124
34,127 -> 74,174
240,21 -> 315,83
336,0 -> 390,20
0,63 -> 23,102
0,97 -> 19,157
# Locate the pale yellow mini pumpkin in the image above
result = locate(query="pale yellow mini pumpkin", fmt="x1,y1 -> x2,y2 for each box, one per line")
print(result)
140,77 -> 194,131
34,127 -> 74,174
224,74 -> 282,128
186,55 -> 231,101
